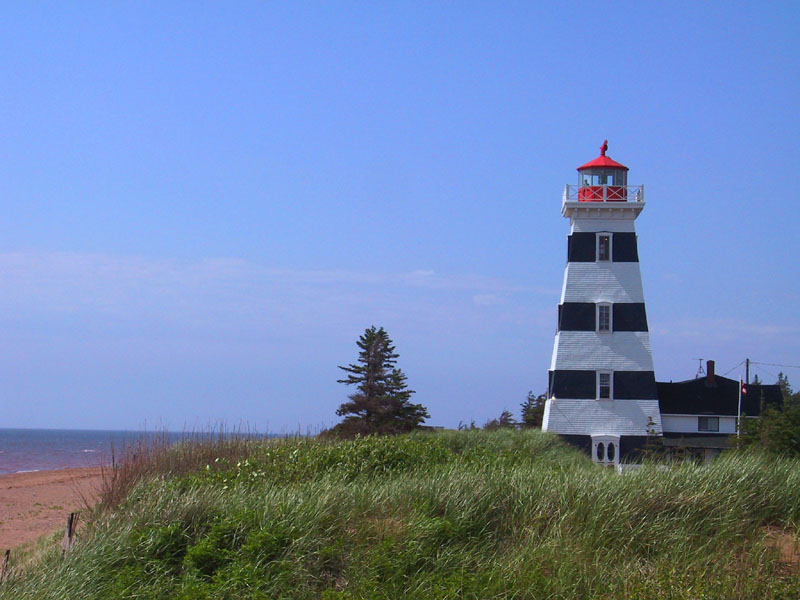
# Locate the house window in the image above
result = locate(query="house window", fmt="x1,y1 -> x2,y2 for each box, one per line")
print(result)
597,371 -> 612,399
607,442 -> 615,462
597,234 -> 611,261
597,303 -> 611,332
698,417 -> 719,432
596,442 -> 605,461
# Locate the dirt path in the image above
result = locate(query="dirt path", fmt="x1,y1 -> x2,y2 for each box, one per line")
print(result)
0,467 -> 103,550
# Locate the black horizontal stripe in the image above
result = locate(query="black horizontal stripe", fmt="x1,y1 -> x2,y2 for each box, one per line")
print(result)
567,232 -> 640,263
550,370 -> 596,399
612,303 -> 648,331
612,233 -> 639,262
557,434 -> 592,453
567,233 -> 596,262
557,302 -> 648,332
614,371 -> 658,399
558,302 -> 595,331
550,370 -> 657,400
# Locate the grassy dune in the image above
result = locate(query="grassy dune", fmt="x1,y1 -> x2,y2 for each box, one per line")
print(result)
4,430 -> 800,599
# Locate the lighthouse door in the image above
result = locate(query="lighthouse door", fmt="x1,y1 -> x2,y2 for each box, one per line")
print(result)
591,435 -> 620,467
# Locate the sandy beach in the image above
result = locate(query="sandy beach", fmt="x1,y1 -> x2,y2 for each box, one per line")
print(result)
0,467 -> 103,551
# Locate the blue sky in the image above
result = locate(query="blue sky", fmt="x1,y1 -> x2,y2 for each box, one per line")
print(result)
1,2 -> 798,431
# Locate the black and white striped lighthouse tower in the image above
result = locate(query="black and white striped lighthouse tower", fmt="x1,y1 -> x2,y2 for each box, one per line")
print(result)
542,141 -> 662,465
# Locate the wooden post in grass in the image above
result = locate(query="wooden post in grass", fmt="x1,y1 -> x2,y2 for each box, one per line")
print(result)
61,513 -> 77,557
1,549 -> 9,582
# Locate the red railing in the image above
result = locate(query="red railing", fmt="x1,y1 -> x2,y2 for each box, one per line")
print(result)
563,184 -> 644,203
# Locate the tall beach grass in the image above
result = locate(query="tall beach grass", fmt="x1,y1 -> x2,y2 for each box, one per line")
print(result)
4,429 -> 799,599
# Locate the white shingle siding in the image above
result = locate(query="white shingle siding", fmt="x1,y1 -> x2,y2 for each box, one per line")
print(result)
571,219 -> 636,233
542,399 -> 661,436
550,332 -> 654,371
560,263 -> 645,303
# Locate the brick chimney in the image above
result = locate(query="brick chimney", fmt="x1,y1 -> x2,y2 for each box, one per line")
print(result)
706,360 -> 715,386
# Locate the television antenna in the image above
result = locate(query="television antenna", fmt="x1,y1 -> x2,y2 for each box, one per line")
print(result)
693,358 -> 705,379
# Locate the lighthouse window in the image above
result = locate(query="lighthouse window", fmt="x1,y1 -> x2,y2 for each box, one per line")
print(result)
596,442 -> 605,461
597,304 -> 611,332
607,443 -> 615,462
598,372 -> 612,399
597,234 -> 611,261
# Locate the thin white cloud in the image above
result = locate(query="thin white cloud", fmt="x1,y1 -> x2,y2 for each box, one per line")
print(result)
661,316 -> 800,341
472,294 -> 504,307
0,251 -> 556,337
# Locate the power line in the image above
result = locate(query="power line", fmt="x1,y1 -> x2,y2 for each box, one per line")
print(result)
752,363 -> 780,383
721,360 -> 745,377
749,361 -> 800,370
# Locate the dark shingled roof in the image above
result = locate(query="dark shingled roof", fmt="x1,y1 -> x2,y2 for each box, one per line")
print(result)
657,375 -> 783,416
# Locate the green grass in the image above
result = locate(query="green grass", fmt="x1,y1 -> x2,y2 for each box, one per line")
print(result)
4,430 -> 800,599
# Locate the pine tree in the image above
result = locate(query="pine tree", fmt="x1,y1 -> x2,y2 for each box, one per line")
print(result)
334,326 -> 429,435
735,373 -> 800,456
520,391 -> 546,428
484,409 -> 516,431
642,415 -> 666,459
777,372 -> 793,400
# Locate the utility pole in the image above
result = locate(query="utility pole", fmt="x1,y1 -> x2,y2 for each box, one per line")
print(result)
745,358 -> 750,385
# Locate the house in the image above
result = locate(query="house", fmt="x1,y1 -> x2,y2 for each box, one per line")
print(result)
657,360 -> 783,462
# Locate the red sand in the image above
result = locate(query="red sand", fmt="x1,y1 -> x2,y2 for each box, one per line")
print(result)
0,467 -> 103,551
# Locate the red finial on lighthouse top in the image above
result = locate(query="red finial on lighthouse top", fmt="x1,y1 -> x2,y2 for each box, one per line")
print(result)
577,140 -> 628,171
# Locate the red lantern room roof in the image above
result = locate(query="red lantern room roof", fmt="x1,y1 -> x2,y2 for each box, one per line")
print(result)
577,140 -> 628,171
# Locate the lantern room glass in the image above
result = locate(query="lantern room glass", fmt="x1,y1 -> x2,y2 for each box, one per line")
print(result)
580,169 -> 627,187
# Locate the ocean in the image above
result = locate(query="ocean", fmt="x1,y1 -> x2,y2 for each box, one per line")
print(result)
0,428 -> 188,474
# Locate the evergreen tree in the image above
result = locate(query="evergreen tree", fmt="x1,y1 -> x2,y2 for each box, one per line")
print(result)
334,326 -> 429,435
738,400 -> 800,457
484,409 -> 516,431
520,391 -> 546,428
777,372 -> 793,400
642,415 -> 666,459
736,373 -> 800,457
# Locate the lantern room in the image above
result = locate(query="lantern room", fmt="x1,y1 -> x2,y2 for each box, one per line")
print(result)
577,140 -> 629,202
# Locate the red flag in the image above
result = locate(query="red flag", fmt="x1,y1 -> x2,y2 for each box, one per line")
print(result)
741,380 -> 747,395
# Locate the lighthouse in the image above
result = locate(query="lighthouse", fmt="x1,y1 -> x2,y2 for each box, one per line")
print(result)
541,141 -> 662,465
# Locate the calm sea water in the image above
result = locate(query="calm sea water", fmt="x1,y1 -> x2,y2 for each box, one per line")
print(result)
0,429 -> 188,474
